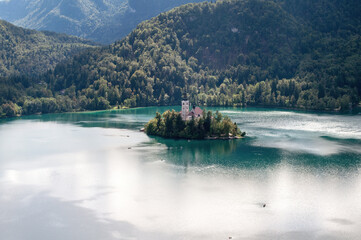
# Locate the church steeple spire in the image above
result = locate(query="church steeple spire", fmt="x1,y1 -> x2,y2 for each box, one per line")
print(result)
181,96 -> 189,121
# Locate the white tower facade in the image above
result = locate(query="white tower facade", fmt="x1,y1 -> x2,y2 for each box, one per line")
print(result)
181,100 -> 189,120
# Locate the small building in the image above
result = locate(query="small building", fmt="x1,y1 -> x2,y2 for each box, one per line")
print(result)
181,100 -> 203,121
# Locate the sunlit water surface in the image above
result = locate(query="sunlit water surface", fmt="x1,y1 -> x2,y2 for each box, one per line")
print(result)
1,107 -> 361,240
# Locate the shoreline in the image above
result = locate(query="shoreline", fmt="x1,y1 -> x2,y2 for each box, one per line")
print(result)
204,136 -> 244,140
2,104 -> 359,120
144,132 -> 245,141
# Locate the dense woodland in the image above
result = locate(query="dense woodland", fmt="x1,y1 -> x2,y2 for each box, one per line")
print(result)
1,0 -> 361,118
145,110 -> 245,139
0,20 -> 96,77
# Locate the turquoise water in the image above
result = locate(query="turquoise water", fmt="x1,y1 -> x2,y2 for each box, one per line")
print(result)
0,107 -> 361,239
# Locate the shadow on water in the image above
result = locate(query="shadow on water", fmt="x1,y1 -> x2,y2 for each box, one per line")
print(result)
320,135 -> 361,145
145,136 -> 283,169
5,106 -> 180,130
143,135 -> 361,171
279,151 -> 361,173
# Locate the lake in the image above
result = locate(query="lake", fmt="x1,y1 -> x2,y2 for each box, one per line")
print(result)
1,107 -> 361,240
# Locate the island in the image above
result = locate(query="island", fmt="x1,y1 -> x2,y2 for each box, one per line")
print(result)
144,100 -> 246,140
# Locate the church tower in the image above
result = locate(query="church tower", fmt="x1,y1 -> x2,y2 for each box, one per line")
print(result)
181,100 -> 189,120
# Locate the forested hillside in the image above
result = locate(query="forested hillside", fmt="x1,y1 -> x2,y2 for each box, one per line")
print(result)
0,20 -> 96,77
1,0 -> 360,117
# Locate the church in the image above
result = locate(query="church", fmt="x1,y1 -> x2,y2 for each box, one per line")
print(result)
181,100 -> 203,121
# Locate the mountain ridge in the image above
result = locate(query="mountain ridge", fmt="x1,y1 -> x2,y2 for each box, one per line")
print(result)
0,0 -> 207,43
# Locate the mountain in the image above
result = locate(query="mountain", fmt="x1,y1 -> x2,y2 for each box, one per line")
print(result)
0,0 -> 206,44
0,19 -> 96,77
1,0 -> 360,117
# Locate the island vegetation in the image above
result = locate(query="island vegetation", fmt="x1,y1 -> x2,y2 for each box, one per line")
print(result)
145,110 -> 246,140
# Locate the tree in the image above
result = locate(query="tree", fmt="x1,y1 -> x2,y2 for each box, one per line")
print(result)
1,102 -> 21,117
145,109 -> 245,139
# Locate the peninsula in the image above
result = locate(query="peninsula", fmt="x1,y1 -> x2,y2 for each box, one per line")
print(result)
144,100 -> 246,140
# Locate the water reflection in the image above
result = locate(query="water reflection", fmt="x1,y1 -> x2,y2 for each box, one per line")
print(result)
10,106 -> 181,131
0,186 -> 170,240
144,135 -> 361,171
147,136 -> 283,169
1,107 -> 361,240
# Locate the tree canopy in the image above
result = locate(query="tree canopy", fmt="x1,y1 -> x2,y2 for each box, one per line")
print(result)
145,110 -> 245,139
0,20 -> 97,77
1,0 -> 360,118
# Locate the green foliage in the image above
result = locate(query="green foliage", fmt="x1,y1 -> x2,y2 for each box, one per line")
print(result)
1,102 -> 21,117
42,0 -> 360,112
0,20 -> 97,77
145,110 -> 245,139
0,0 -> 360,118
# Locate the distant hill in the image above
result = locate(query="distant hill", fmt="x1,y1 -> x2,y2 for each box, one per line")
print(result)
0,0 -> 206,44
44,0 -> 360,109
1,0 -> 360,117
0,20 -> 96,77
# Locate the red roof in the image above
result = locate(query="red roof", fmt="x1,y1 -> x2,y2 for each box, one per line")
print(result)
189,107 -> 203,117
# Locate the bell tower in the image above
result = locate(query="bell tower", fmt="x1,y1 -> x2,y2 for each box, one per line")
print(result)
181,100 -> 189,120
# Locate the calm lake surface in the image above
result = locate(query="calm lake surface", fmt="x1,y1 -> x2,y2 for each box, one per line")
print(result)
1,107 -> 361,240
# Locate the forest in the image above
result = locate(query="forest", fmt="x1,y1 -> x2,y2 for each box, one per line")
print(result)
0,20 -> 96,77
145,110 -> 245,139
0,0 -> 360,118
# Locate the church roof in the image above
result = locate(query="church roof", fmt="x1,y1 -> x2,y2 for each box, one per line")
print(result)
189,107 -> 203,117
